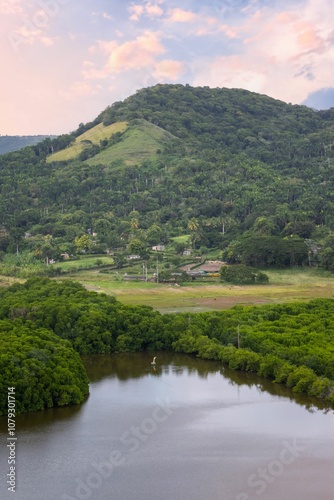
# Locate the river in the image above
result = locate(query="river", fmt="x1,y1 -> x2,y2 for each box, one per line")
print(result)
0,352 -> 333,500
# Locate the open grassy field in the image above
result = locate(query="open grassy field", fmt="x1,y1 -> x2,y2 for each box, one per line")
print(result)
55,256 -> 114,272
171,235 -> 190,244
86,119 -> 176,167
2,263 -> 333,313
0,276 -> 24,287
46,122 -> 128,163
56,267 -> 334,313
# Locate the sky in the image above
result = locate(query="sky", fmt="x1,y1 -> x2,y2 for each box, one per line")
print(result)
1,0 -> 334,135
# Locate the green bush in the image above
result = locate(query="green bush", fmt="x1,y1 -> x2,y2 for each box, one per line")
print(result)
228,349 -> 261,372
286,366 -> 317,391
220,265 -> 269,284
258,355 -> 283,379
274,363 -> 295,384
308,378 -> 332,399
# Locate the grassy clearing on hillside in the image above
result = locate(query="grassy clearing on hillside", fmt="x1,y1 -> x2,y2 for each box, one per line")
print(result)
56,267 -> 334,313
0,276 -> 24,287
46,122 -> 128,162
171,235 -> 191,244
86,119 -> 175,167
54,256 -> 114,272
204,249 -> 223,259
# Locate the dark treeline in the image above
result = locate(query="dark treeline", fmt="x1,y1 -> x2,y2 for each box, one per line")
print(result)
0,278 -> 333,415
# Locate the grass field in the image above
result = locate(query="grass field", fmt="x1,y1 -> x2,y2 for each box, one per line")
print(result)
46,122 -> 128,163
55,256 -> 114,272
55,267 -> 334,313
171,235 -> 190,244
86,119 -> 175,167
0,276 -> 24,287
2,261 -> 334,313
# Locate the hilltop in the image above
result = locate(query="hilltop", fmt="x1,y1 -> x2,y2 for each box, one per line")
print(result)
1,84 -> 334,273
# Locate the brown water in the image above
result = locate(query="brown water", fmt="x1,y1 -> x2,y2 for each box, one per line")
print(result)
0,352 -> 333,500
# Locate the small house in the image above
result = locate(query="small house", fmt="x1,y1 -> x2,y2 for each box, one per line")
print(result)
152,245 -> 165,251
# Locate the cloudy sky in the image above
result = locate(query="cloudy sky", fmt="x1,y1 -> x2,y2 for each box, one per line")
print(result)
1,0 -> 334,135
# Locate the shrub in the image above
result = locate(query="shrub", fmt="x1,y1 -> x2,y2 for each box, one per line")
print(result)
258,355 -> 283,379
308,378 -> 332,399
286,366 -> 317,392
220,264 -> 269,284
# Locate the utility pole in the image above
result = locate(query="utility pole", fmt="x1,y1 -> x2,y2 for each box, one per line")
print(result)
143,263 -> 148,282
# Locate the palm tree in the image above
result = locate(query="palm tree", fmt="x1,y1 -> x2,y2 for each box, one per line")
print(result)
188,218 -> 201,249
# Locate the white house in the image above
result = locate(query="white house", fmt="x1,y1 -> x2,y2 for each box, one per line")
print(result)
152,245 -> 165,251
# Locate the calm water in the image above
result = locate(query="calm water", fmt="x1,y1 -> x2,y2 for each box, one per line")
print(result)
0,352 -> 333,500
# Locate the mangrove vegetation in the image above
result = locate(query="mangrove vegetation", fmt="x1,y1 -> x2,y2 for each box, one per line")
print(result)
1,278 -> 334,415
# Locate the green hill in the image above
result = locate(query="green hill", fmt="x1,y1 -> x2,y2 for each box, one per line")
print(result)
1,84 -> 334,271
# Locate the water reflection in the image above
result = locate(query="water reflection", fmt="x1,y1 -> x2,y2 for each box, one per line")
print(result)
0,353 -> 331,434
81,353 -> 333,414
0,397 -> 86,434
222,366 -> 332,414
81,352 -> 222,382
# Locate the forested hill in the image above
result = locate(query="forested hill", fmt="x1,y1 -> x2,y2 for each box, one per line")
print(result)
1,84 -> 334,269
0,135 -> 55,155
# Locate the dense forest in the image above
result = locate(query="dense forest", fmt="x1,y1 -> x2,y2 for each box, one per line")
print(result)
1,84 -> 334,272
0,278 -> 333,415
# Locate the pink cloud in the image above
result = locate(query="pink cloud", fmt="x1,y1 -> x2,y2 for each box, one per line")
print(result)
82,61 -> 109,80
195,54 -> 267,92
153,59 -> 184,80
102,12 -> 113,21
104,32 -> 165,73
192,0 -> 334,106
294,21 -> 325,54
219,24 -> 239,39
167,8 -> 198,23
129,2 -> 164,21
8,24 -> 58,50
59,81 -> 96,100
92,40 -> 118,54
39,36 -> 57,47
10,25 -> 42,46
5,4 -> 65,52
0,0 -> 23,15
146,3 -> 163,18
165,8 -> 238,40
276,12 -> 297,24
193,17 -> 235,38
129,5 -> 144,22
